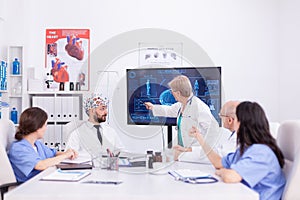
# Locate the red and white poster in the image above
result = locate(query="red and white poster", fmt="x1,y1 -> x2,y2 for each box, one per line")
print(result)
45,29 -> 90,90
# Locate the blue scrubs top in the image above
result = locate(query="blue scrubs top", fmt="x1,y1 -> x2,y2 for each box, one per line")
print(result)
222,144 -> 286,200
8,139 -> 56,183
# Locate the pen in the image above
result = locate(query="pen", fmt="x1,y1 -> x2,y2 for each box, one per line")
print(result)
107,148 -> 113,157
115,151 -> 121,157
82,180 -> 122,185
168,171 -> 180,181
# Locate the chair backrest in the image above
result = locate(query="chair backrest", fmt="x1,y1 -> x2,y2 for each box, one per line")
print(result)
269,122 -> 280,139
0,143 -> 17,185
0,119 -> 17,186
0,119 -> 16,153
277,120 -> 300,200
62,120 -> 84,147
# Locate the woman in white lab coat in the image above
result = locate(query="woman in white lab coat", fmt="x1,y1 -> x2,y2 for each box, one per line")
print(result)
144,75 -> 221,159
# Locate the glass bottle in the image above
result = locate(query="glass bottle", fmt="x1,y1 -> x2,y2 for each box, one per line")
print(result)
14,81 -> 22,95
146,150 -> 154,169
155,152 -> 162,162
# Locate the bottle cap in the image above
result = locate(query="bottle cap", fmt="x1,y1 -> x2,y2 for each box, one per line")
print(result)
146,150 -> 153,154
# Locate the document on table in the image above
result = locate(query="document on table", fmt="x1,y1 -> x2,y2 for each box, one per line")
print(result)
168,169 -> 210,179
40,169 -> 91,182
118,151 -> 146,160
61,154 -> 91,164
118,158 -> 131,166
168,169 -> 218,184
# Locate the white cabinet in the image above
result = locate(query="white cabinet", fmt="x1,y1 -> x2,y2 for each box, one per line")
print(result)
29,91 -> 83,150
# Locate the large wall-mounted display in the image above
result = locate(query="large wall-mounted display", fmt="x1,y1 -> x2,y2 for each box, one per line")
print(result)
127,67 -> 222,126
45,29 -> 90,90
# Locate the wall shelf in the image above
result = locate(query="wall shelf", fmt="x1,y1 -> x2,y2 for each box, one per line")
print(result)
7,46 -> 24,123
1,46 -> 25,121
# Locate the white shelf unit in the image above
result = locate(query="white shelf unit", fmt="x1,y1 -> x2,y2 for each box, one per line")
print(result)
28,91 -> 83,150
1,46 -> 26,123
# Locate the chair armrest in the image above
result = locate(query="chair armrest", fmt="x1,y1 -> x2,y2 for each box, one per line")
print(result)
1,182 -> 21,200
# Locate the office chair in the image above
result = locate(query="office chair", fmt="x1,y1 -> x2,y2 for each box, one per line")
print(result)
0,119 -> 16,153
277,120 -> 300,200
269,122 -> 280,139
62,120 -> 84,149
0,119 -> 18,200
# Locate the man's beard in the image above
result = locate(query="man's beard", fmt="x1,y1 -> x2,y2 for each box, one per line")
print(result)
94,114 -> 106,123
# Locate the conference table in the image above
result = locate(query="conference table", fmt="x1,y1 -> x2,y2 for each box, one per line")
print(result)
5,161 -> 259,200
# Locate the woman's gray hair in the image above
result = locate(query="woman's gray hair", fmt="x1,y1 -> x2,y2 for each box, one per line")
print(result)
168,75 -> 192,97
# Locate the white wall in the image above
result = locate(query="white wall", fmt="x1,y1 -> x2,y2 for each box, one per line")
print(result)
279,0 -> 300,121
1,0 -> 300,151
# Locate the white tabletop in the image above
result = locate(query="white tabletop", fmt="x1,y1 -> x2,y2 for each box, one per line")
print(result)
5,161 -> 259,200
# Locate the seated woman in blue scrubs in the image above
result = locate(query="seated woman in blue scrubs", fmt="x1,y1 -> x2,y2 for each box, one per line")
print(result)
189,101 -> 286,200
9,107 -> 78,183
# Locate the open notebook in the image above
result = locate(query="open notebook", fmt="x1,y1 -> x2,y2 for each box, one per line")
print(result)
41,169 -> 91,182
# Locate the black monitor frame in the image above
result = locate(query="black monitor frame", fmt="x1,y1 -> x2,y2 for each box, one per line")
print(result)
126,67 -> 221,148
126,67 -> 222,126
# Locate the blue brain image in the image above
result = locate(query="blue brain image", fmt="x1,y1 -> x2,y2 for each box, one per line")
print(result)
159,89 -> 177,105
